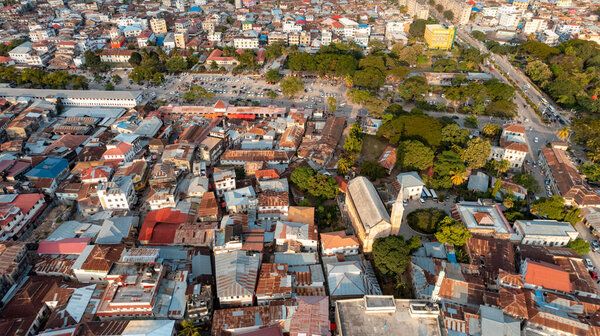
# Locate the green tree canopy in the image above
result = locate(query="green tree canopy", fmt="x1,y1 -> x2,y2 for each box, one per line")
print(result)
265,68 -> 283,83
360,161 -> 387,181
484,79 -> 515,101
166,56 -> 188,73
398,140 -> 434,171
280,77 -> 305,98
353,67 -> 386,89
441,124 -> 469,147
373,235 -> 421,275
472,30 -> 486,41
512,173 -> 540,193
290,166 -> 339,199
435,217 -> 472,246
443,10 -> 454,20
462,137 -> 491,169
518,41 -> 560,59
531,196 -> 582,225
525,60 -> 553,83
566,238 -> 591,255
344,123 -> 364,153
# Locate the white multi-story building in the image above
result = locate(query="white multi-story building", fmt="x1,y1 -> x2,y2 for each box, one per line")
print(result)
97,176 -> 136,210
8,42 -> 50,67
339,18 -> 359,38
538,29 -> 560,46
321,30 -> 332,46
208,31 -> 222,42
498,11 -> 520,29
224,187 -> 257,213
396,172 -> 425,200
555,23 -> 581,39
489,125 -> 529,169
274,220 -> 318,251
233,37 -> 259,49
320,231 -> 360,256
29,29 -> 54,42
523,18 -> 547,35
115,16 -> 148,30
214,168 -> 236,198
514,220 -> 579,246
282,21 -> 302,33
0,89 -> 142,108
481,6 -> 499,17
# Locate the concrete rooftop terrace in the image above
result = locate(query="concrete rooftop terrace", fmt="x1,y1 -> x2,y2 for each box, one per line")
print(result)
335,297 -> 442,336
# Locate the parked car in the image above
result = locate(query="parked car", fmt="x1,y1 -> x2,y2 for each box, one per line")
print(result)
590,270 -> 598,280
419,198 -> 425,205
585,258 -> 595,270
403,200 -> 408,206
592,241 -> 600,252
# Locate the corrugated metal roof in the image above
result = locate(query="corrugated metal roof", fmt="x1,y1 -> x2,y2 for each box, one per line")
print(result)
215,250 -> 261,298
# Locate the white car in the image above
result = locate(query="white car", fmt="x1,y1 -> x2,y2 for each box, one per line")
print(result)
419,198 -> 425,205
585,258 -> 595,270
534,137 -> 539,143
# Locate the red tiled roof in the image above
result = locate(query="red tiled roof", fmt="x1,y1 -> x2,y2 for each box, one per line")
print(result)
320,231 -> 359,250
524,260 -> 572,293
504,141 -> 528,153
138,207 -> 194,245
504,124 -> 526,134
103,142 -> 133,158
37,237 -> 91,255
214,99 -> 226,109
255,169 -> 280,180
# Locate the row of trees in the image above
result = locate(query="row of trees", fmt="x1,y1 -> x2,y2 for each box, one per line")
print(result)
0,65 -> 88,89
519,39 -> 600,115
338,123 -> 364,175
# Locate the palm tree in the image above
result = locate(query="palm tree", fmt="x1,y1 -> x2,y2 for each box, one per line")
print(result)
178,320 -> 200,336
345,75 -> 353,87
450,171 -> 466,185
557,126 -> 571,141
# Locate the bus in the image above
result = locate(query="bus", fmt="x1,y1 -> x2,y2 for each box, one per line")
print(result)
422,187 -> 432,199
430,189 -> 438,201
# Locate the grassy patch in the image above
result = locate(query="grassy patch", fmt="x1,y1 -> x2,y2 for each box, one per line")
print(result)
359,135 -> 389,163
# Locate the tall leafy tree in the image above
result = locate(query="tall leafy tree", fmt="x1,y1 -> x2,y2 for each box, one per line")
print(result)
461,137 -> 491,169
398,140 -> 434,170
373,235 -> 421,275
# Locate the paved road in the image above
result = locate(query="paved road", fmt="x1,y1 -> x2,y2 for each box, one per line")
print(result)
431,9 -> 567,123
574,222 -> 600,286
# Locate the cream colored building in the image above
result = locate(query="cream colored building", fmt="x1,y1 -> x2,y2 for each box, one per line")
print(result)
150,18 -> 168,34
233,37 -> 259,49
345,177 -> 401,253
175,31 -> 187,49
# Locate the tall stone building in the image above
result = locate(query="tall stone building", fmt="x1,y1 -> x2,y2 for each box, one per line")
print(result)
345,177 -> 403,253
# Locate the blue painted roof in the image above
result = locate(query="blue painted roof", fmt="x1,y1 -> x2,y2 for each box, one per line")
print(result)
359,24 -> 368,28
26,157 -> 68,179
189,6 -> 202,11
